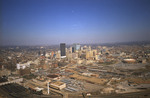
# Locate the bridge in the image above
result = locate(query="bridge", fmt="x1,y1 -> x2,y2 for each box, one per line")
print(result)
0,78 -> 23,86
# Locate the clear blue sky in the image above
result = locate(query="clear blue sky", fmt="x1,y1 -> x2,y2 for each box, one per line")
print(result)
1,0 -> 150,45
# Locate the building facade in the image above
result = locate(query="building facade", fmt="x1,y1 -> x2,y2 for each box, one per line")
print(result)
60,43 -> 66,57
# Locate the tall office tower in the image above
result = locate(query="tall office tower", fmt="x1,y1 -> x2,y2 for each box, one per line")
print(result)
72,47 -> 75,53
43,51 -> 46,56
60,43 -> 66,57
56,50 -> 61,59
81,47 -> 83,51
72,43 -> 81,52
51,51 -> 54,59
38,51 -> 41,56
69,47 -> 72,53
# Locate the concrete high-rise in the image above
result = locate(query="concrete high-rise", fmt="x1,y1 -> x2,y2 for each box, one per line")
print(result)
60,43 -> 66,57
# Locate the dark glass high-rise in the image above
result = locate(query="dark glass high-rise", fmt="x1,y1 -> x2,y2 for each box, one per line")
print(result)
60,43 -> 66,56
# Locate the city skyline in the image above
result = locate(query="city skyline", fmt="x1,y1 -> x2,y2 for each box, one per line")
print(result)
1,0 -> 150,46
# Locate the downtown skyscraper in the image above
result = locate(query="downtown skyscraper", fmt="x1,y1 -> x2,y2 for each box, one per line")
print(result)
60,43 -> 66,57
